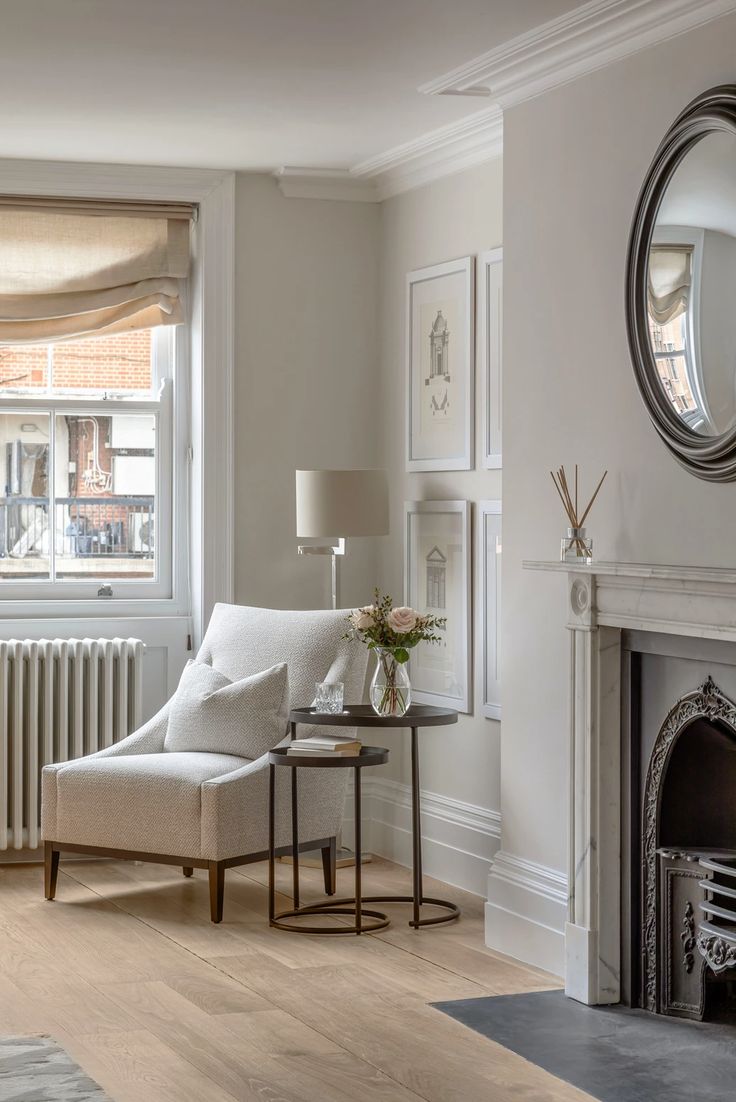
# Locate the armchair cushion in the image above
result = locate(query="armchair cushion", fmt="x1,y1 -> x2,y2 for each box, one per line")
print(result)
164,659 -> 289,758
51,751 -> 248,856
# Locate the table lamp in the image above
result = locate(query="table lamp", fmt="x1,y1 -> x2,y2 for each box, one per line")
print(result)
295,469 -> 389,609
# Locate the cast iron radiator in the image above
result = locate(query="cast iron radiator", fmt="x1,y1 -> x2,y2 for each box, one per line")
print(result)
0,637 -> 144,851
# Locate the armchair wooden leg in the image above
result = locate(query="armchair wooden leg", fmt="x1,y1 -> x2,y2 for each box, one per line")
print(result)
182,867 -> 194,877
209,861 -> 225,923
321,837 -> 337,896
44,842 -> 59,901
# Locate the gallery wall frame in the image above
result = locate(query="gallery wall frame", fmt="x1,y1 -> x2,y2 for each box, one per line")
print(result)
477,499 -> 501,720
406,257 -> 474,472
404,499 -> 471,713
479,248 -> 502,469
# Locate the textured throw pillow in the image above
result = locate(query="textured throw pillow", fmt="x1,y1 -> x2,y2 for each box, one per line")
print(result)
164,660 -> 289,759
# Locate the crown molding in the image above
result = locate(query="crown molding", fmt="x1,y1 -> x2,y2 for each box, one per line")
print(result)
274,167 -> 379,202
354,106 -> 502,199
275,0 -> 734,204
274,106 -> 502,204
419,0 -> 736,106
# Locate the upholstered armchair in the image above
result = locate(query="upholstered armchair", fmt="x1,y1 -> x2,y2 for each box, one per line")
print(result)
41,604 -> 367,922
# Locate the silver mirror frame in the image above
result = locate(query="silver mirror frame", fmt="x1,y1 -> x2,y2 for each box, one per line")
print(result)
625,85 -> 736,482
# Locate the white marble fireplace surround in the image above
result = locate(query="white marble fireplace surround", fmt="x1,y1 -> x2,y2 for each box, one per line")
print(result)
521,560 -> 736,1006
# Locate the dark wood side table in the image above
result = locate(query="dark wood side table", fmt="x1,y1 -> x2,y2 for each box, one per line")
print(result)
289,704 -> 460,928
268,743 -> 390,934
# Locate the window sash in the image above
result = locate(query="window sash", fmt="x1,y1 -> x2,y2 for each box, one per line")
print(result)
0,384 -> 173,601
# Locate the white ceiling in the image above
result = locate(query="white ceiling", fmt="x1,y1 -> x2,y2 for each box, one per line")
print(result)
0,0 -> 580,171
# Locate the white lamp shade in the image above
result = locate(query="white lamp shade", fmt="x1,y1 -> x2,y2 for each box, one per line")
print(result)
295,469 -> 389,538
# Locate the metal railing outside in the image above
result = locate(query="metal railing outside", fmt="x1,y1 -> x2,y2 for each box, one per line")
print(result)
0,496 -> 154,559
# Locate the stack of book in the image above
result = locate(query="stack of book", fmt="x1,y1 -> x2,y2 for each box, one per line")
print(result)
287,734 -> 361,757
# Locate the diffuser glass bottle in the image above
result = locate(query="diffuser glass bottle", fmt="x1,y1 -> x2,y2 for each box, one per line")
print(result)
561,528 -> 593,564
551,465 -> 606,567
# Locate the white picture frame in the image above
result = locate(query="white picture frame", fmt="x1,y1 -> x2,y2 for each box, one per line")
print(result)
404,500 -> 471,713
479,248 -> 502,469
406,257 -> 474,472
477,500 -> 501,720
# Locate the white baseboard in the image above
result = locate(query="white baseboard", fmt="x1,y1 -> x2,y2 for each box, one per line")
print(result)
342,778 -> 501,898
484,850 -> 568,977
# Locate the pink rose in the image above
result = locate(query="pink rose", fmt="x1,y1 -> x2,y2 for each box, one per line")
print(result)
350,605 -> 376,630
388,606 -> 418,634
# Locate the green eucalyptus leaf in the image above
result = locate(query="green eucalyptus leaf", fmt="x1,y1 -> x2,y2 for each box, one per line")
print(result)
394,647 -> 410,664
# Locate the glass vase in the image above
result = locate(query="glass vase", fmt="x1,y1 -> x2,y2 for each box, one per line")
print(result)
561,526 -> 593,564
370,647 -> 411,718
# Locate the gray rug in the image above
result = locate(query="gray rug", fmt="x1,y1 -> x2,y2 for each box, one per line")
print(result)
433,989 -> 736,1102
0,1036 -> 110,1101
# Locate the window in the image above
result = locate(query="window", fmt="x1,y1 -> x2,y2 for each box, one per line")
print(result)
0,328 -> 175,599
647,229 -> 710,433
648,313 -> 697,417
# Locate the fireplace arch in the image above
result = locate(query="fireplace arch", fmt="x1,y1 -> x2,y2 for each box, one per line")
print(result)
642,676 -> 736,1012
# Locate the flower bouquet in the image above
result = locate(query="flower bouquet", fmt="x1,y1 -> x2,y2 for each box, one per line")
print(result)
346,589 -> 446,717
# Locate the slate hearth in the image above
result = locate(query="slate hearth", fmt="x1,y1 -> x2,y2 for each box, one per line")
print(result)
434,989 -> 736,1102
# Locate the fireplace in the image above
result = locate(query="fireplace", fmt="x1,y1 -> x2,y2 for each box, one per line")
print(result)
633,675 -> 736,1019
524,558 -> 736,1007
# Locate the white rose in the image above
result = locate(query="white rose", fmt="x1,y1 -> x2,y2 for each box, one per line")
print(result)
351,605 -> 376,630
388,606 -> 418,634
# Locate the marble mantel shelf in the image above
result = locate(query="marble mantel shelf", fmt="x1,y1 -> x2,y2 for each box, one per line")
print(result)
523,559 -> 736,644
523,560 -> 736,585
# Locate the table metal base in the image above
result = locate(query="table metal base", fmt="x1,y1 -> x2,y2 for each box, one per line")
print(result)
359,894 -> 460,928
271,897 -> 390,935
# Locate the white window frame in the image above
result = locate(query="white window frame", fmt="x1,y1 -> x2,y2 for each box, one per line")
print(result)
0,162 -> 234,644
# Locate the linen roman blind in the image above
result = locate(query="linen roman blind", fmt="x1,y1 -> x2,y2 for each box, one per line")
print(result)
647,244 -> 693,325
0,197 -> 193,343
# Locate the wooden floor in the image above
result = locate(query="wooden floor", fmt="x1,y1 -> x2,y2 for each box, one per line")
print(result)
0,856 -> 594,1102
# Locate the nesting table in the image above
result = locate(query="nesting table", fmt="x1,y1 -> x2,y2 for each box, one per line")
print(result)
268,703 -> 459,935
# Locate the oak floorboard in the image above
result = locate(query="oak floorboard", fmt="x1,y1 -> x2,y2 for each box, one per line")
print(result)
0,856 -> 591,1102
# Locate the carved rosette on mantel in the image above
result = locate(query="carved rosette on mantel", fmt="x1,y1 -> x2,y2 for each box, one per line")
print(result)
523,559 -> 736,1008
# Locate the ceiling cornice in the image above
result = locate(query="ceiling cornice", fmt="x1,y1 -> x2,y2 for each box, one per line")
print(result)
354,106 -> 503,199
273,167 -> 378,202
275,106 -> 502,203
276,0 -> 736,202
419,0 -> 736,106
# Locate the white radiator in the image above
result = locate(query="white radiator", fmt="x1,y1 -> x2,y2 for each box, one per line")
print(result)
0,637 -> 144,851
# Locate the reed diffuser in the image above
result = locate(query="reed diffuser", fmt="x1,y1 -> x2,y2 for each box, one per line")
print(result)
550,464 -> 607,564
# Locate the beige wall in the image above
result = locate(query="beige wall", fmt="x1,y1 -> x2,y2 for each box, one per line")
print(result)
501,14 -> 736,895
233,166 -> 504,822
377,161 -> 503,812
233,174 -> 381,613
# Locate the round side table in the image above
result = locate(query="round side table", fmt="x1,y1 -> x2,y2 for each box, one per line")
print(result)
289,704 -> 460,928
268,743 -> 390,934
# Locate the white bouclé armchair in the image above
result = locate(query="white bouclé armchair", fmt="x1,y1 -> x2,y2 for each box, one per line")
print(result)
41,604 -> 368,922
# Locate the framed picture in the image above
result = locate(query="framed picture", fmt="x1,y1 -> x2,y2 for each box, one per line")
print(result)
479,248 -> 502,469
404,500 -> 471,713
477,500 -> 501,720
406,257 -> 474,472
